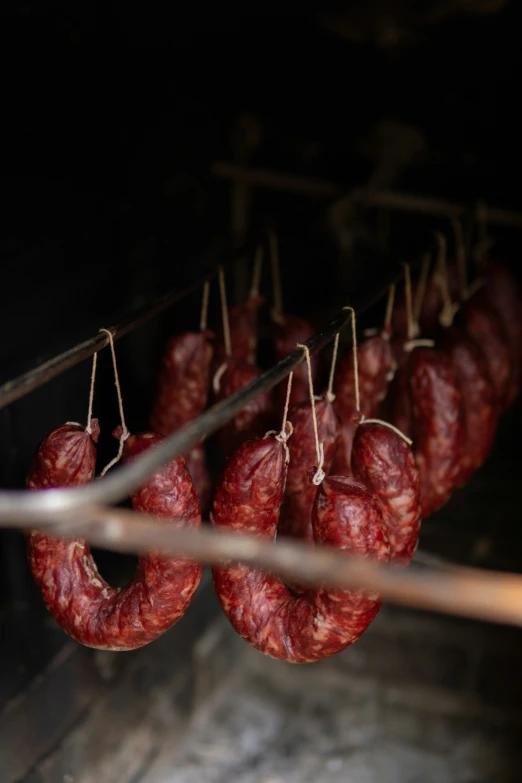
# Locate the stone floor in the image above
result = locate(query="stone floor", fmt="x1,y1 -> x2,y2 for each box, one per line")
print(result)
137,602 -> 522,783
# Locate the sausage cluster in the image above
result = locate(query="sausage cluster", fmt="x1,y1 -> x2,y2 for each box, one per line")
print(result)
381,257 -> 522,517
22,253 -> 521,662
209,254 -> 521,662
211,418 -> 421,663
23,277 -> 321,653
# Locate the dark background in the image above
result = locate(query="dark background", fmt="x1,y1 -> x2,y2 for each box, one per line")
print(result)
1,0 -> 522,716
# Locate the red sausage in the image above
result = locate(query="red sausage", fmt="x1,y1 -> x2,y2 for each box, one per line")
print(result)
351,422 -> 421,564
273,314 -> 319,408
457,287 -> 511,413
332,335 -> 395,474
27,426 -> 202,651
384,345 -> 465,517
150,331 -> 213,434
150,330 -> 213,509
418,266 -> 461,336
392,266 -> 461,339
278,395 -> 340,541
215,296 -> 264,366
26,420 -> 100,487
439,325 -> 496,485
379,355 -> 412,438
211,436 -> 390,663
408,348 -> 465,517
213,358 -> 273,454
484,260 -> 522,406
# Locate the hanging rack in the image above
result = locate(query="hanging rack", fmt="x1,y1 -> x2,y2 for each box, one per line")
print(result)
1,206 -> 522,630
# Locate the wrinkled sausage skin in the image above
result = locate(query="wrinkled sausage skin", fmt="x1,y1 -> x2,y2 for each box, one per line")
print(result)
352,422 -> 421,564
278,397 -> 341,541
212,437 -> 389,663
332,335 -> 395,474
273,314 -> 319,407
382,345 -> 465,518
408,348 -> 465,517
26,421 -> 100,488
330,410 -> 362,478
458,288 -> 511,413
484,260 -> 522,407
150,331 -> 213,435
150,330 -> 213,508
27,427 -> 202,651
215,296 -> 264,365
213,359 -> 273,454
439,325 -> 496,485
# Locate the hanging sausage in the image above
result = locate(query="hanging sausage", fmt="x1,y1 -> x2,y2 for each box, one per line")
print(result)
150,281 -> 214,509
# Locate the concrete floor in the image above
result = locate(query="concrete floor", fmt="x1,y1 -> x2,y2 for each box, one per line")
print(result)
139,602 -> 522,783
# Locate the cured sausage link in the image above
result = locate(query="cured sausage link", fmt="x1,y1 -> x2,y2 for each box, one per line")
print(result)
332,335 -> 394,474
150,331 -> 213,435
215,296 -> 264,365
484,260 -> 522,407
273,314 -> 318,407
458,288 -> 511,413
440,325 -> 496,485
278,397 -> 340,541
409,348 -> 464,517
352,422 -> 421,564
150,330 -> 214,509
213,358 -> 273,454
212,437 -> 389,664
27,426 -> 202,651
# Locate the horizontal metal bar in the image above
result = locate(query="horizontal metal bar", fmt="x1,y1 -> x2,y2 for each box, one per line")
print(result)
212,161 -> 522,228
0,258 -> 227,412
15,503 -> 522,629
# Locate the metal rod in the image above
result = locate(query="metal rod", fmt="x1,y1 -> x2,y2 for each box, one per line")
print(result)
211,161 -> 522,228
0,254 -> 240,412
18,503 -> 522,629
0,274 -> 212,413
